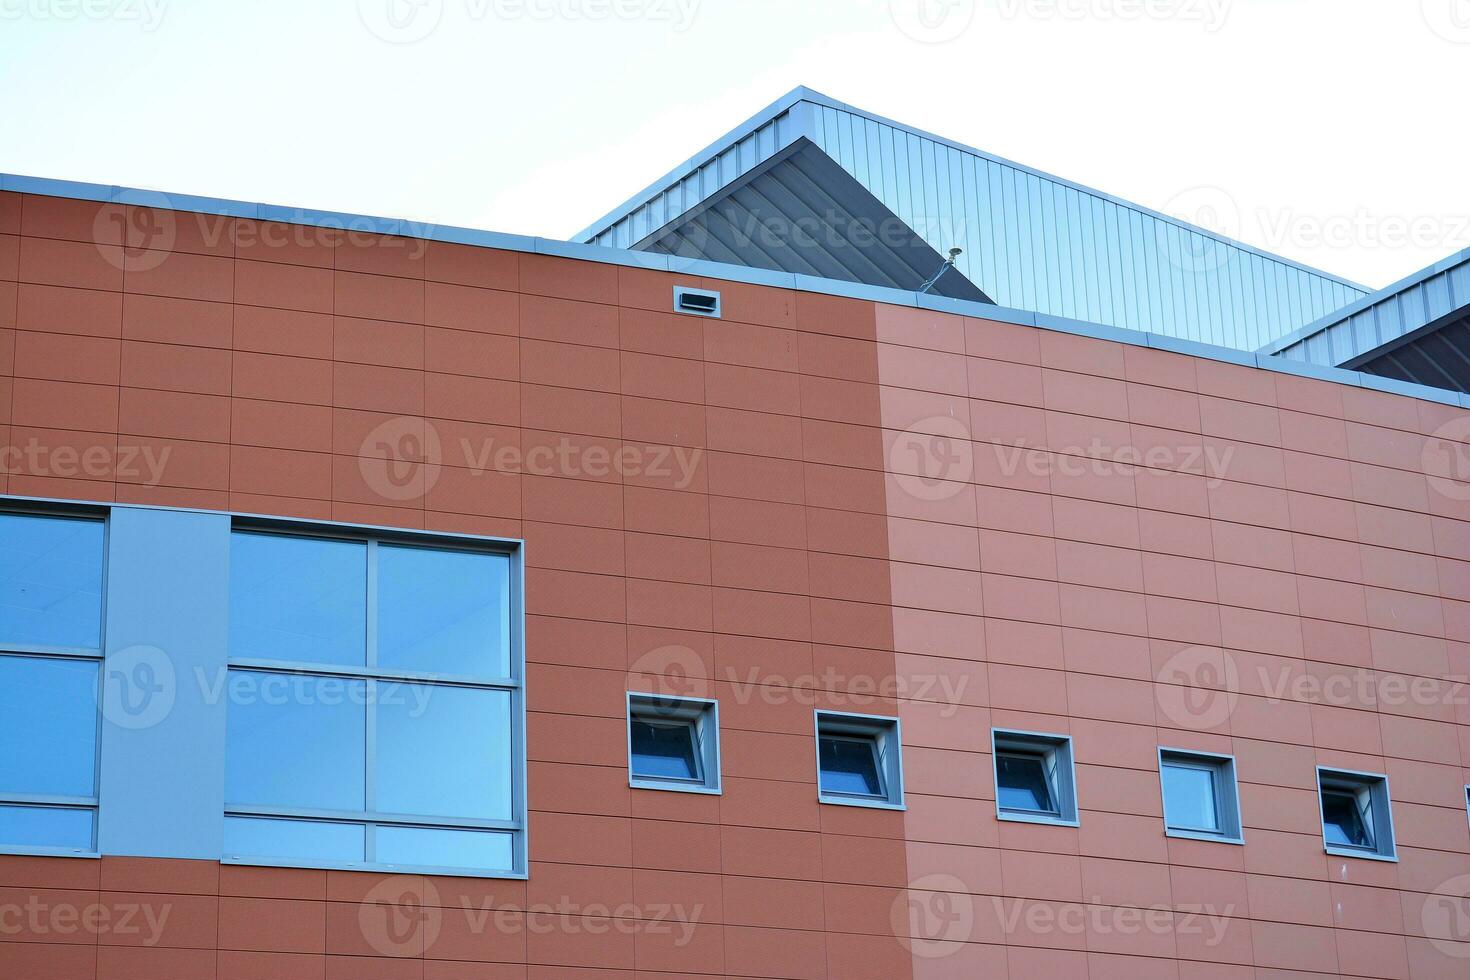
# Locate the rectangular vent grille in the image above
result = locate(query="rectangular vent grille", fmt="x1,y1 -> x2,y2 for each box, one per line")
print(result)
674,286 -> 721,318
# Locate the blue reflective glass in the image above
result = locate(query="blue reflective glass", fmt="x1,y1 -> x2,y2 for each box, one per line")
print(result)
630,718 -> 699,781
1162,763 -> 1220,832
223,816 -> 365,863
0,655 -> 99,798
377,546 -> 510,677
0,805 -> 93,850
229,533 -> 367,666
818,735 -> 882,797
376,825 -> 513,871
225,672 -> 366,811
996,753 -> 1055,814
0,514 -> 104,650
376,684 -> 512,820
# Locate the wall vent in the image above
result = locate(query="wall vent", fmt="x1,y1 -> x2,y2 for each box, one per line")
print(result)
674,286 -> 721,318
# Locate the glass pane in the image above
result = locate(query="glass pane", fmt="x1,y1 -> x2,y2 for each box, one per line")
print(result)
1322,788 -> 1373,848
376,684 -> 512,820
230,533 -> 367,666
1163,762 -> 1220,832
0,514 -> 104,649
630,717 -> 700,781
376,825 -> 513,872
819,735 -> 883,797
0,804 -> 93,851
997,753 -> 1056,813
223,816 -> 365,863
377,545 -> 510,677
0,655 -> 99,798
225,672 -> 366,811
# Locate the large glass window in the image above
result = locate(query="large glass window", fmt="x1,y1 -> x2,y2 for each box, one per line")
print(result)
223,528 -> 523,876
0,511 -> 106,855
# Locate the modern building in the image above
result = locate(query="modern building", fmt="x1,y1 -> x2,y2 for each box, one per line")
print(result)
2,89 -> 1470,979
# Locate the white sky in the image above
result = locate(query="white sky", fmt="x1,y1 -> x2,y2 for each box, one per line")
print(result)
1,0 -> 1466,288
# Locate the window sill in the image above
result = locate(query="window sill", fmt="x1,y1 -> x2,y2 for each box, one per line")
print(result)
629,778 -> 722,796
1165,828 -> 1244,845
1323,845 -> 1398,863
0,845 -> 100,860
997,810 -> 1079,827
818,795 -> 905,811
220,856 -> 529,879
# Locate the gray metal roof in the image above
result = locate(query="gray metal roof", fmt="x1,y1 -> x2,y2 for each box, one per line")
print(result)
577,86 -> 1369,351
636,138 -> 990,303
1265,246 -> 1470,393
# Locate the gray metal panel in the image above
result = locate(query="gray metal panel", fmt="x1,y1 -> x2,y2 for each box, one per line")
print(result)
1270,246 -> 1470,392
97,507 -> 232,860
635,140 -> 991,303
575,88 -> 1366,349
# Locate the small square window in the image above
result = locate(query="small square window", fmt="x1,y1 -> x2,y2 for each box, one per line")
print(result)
1317,767 -> 1396,861
815,711 -> 903,809
1158,749 -> 1243,844
993,730 -> 1077,825
627,694 -> 720,794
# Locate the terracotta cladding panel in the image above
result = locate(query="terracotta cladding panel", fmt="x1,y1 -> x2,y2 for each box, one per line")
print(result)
4,207 -> 1470,978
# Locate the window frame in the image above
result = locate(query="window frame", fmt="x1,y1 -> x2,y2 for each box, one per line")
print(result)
992,729 -> 1078,827
626,692 -> 721,794
222,520 -> 527,879
814,710 -> 905,810
1157,747 -> 1244,845
0,505 -> 108,860
1316,766 -> 1396,862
